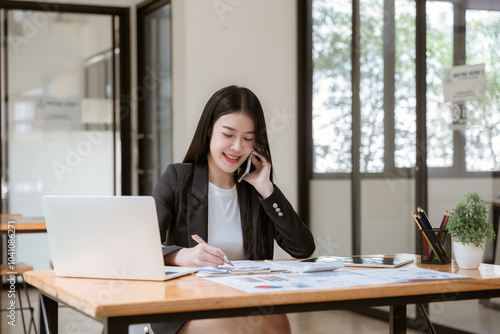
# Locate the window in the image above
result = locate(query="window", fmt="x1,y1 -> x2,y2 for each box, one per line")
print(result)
312,0 -> 352,173
464,10 -> 500,171
311,0 -> 500,177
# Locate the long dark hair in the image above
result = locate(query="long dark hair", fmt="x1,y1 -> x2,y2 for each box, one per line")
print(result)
183,85 -> 273,259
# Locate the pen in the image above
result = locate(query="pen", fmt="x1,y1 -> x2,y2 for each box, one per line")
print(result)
191,234 -> 234,266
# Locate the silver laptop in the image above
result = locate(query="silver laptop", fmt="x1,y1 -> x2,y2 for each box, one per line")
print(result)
42,195 -> 197,281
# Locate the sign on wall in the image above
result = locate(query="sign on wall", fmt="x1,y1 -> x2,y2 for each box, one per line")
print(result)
35,98 -> 82,121
444,63 -> 486,102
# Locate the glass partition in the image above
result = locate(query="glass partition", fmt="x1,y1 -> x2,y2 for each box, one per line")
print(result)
3,11 -> 116,216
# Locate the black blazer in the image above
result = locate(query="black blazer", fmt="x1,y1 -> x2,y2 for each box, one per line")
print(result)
152,162 -> 315,260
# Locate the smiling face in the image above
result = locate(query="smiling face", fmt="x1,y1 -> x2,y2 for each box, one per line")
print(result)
207,112 -> 255,187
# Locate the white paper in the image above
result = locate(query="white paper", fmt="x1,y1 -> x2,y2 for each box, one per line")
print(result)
203,267 -> 470,293
444,63 -> 486,102
196,260 -> 281,277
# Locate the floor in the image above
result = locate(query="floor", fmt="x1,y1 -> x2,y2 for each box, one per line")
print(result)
1,287 -> 500,334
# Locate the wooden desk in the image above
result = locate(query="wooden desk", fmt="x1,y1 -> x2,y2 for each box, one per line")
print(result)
0,216 -> 46,234
25,259 -> 500,334
0,216 -> 46,269
0,216 -> 46,268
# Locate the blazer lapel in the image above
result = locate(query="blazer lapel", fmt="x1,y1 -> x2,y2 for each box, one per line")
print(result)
186,162 -> 209,247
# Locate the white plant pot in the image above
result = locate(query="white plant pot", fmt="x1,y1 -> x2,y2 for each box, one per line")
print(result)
452,240 -> 484,269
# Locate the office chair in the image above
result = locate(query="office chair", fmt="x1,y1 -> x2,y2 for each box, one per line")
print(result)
1,262 -> 38,334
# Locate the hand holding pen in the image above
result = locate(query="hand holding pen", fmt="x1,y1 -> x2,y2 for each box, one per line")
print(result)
191,234 -> 234,266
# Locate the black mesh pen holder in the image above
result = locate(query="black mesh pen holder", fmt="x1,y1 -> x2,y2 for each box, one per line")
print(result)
419,229 -> 451,264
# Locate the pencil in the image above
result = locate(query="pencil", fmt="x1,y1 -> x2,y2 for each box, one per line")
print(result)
438,211 -> 447,230
191,234 -> 234,266
437,211 -> 449,242
417,207 -> 433,229
442,211 -> 451,231
412,212 -> 429,262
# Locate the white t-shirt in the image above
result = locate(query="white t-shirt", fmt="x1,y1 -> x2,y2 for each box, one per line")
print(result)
207,182 -> 245,260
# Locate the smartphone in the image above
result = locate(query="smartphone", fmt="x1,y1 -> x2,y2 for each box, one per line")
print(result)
237,152 -> 253,183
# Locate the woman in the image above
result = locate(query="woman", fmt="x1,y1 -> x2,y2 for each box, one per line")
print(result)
151,85 -> 315,333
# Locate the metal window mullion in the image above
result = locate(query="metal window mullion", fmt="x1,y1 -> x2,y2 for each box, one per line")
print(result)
1,10 -> 9,214
111,15 -> 117,195
415,0 -> 428,255
453,2 -> 466,174
152,13 -> 160,191
0,8 -> 4,214
352,0 -> 361,256
297,0 -> 313,224
384,0 -> 396,173
137,5 -> 146,195
119,10 -> 131,195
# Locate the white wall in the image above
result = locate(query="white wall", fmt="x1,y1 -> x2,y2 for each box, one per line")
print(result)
429,178 -> 498,215
171,0 -> 299,206
310,180 -> 352,256
171,0 -> 299,259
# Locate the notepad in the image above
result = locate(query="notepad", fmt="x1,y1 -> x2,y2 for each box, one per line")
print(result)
265,260 -> 344,273
197,267 -> 272,277
196,260 -> 277,277
302,256 -> 413,268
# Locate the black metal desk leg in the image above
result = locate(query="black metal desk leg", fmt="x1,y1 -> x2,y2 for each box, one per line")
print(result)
417,303 -> 437,334
103,317 -> 130,334
390,304 -> 407,334
39,293 -> 58,334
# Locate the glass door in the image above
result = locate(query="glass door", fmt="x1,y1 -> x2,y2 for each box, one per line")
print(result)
0,3 -> 130,279
1,11 -> 117,216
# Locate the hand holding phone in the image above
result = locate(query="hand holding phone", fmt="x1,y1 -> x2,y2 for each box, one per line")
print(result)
237,152 -> 253,183
238,149 -> 274,198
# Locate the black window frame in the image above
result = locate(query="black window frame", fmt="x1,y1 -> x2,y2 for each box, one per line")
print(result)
137,0 -> 172,196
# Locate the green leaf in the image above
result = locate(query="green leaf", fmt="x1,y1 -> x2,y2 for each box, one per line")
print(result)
446,192 -> 496,247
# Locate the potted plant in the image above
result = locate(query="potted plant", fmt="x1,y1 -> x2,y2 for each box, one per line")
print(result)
446,192 -> 496,269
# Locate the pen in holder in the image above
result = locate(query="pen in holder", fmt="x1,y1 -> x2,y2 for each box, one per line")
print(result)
419,229 -> 451,264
